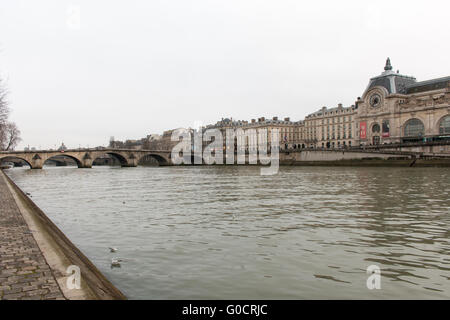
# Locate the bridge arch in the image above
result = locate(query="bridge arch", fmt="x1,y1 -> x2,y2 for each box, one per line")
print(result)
91,152 -> 129,166
0,155 -> 32,168
138,153 -> 170,166
44,154 -> 82,167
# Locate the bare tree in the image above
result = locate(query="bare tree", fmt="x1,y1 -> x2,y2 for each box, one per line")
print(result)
0,77 -> 9,149
0,76 -> 21,151
0,77 -> 9,126
3,122 -> 21,151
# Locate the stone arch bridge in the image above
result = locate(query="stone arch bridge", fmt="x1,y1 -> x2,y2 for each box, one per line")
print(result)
0,149 -> 172,169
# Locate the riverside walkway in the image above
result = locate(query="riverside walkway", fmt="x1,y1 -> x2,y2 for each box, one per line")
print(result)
0,172 -> 65,300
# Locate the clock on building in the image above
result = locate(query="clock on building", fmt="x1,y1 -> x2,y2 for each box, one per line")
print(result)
369,93 -> 382,108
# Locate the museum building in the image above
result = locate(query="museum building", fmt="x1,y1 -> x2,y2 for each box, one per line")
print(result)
354,58 -> 450,146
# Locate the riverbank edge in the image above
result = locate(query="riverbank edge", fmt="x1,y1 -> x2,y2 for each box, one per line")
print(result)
169,158 -> 450,167
278,158 -> 450,166
1,170 -> 127,300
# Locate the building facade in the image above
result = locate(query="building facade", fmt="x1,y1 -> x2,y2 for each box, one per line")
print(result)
304,104 -> 357,149
302,58 -> 450,148
204,117 -> 304,151
355,58 -> 450,146
132,58 -> 450,152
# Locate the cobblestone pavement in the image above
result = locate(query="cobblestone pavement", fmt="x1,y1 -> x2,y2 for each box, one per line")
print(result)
0,172 -> 65,300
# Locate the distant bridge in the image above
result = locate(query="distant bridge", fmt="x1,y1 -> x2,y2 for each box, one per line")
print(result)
0,149 -> 172,169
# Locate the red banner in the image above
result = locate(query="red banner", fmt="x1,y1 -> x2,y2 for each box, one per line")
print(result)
360,122 -> 367,139
382,120 -> 390,137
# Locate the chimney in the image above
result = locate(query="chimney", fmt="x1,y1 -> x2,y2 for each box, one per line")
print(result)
338,103 -> 343,109
251,119 -> 256,123
273,116 -> 278,121
284,117 -> 290,121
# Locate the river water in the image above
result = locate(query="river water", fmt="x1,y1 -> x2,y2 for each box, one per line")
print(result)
5,166 -> 450,299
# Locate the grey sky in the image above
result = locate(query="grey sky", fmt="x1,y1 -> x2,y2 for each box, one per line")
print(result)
1,0 -> 449,149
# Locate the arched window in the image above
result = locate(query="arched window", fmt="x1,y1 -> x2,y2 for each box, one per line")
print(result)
439,115 -> 450,135
372,123 -> 380,133
382,120 -> 390,137
404,118 -> 424,137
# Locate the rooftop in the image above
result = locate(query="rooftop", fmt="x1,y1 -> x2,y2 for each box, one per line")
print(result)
364,58 -> 417,95
306,104 -> 355,118
405,76 -> 450,94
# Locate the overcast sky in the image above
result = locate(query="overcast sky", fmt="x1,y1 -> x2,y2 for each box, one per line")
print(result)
1,0 -> 449,149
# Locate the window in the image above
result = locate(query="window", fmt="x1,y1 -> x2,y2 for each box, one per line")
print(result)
382,120 -> 390,136
404,118 -> 425,137
439,115 -> 450,135
372,123 -> 380,133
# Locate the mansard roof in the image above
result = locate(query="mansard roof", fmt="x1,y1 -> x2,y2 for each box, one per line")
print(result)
364,58 -> 417,95
404,76 -> 450,94
306,105 -> 355,118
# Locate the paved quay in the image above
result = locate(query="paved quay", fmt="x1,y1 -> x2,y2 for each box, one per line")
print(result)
0,171 -> 65,300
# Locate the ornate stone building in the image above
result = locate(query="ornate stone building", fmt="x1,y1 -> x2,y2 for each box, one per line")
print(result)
304,104 -> 357,149
355,58 -> 450,145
